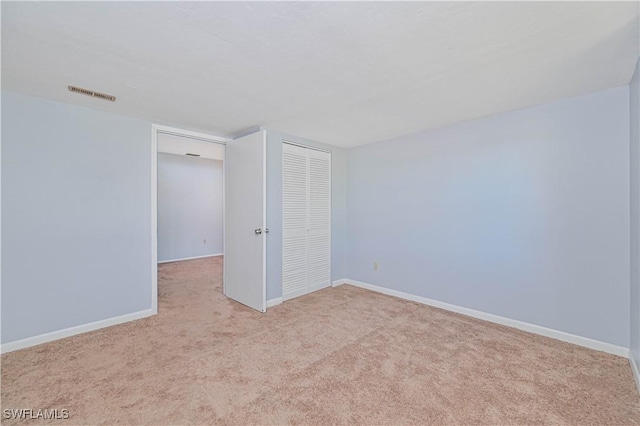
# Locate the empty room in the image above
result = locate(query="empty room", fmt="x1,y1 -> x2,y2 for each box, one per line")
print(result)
1,1 -> 639,425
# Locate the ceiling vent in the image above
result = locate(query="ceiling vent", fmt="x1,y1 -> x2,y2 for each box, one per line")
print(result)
68,85 -> 116,102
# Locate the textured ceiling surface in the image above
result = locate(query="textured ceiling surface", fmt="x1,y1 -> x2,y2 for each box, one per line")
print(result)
2,2 -> 638,147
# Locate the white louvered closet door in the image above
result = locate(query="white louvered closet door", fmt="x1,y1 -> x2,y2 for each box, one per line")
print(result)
282,143 -> 331,301
282,144 -> 309,300
307,149 -> 331,293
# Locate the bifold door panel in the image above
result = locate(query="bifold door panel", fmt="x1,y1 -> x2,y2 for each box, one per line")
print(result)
282,143 -> 331,301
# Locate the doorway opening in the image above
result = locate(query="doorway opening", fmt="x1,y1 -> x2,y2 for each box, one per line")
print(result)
151,125 -> 230,313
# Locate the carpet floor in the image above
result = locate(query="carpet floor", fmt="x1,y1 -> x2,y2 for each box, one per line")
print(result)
1,256 -> 639,425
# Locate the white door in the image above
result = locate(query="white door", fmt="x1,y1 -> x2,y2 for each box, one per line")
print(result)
224,130 -> 266,312
282,143 -> 331,301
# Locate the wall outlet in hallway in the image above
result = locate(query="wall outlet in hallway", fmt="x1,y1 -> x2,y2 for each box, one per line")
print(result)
373,262 -> 379,271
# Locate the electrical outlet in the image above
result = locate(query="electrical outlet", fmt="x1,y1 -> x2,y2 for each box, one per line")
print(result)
373,262 -> 379,271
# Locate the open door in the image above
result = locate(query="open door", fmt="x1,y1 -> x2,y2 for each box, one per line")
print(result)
224,130 -> 267,312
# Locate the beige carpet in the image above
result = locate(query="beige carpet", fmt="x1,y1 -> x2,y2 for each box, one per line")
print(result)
2,256 -> 639,425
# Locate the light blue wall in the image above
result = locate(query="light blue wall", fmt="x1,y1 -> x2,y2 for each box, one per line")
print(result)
630,57 -> 640,369
2,84 -> 635,350
1,91 -> 152,344
347,87 -> 631,347
157,153 -> 223,262
265,129 -> 347,300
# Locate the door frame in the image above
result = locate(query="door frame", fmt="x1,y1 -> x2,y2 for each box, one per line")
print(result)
151,124 -> 231,313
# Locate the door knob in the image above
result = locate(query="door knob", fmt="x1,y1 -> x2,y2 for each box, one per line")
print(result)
254,228 -> 262,235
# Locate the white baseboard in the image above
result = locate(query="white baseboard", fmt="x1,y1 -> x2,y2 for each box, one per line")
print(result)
267,297 -> 283,308
158,253 -> 223,264
0,309 -> 155,354
631,355 -> 640,393
342,279 -> 629,357
332,279 -> 348,287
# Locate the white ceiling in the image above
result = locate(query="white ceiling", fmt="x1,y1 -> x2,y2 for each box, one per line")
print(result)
2,2 -> 638,148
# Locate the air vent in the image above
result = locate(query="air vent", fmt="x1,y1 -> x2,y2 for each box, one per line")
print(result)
185,153 -> 201,157
68,85 -> 116,102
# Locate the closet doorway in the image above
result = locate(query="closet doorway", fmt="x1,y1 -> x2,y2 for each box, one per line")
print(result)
282,142 -> 332,301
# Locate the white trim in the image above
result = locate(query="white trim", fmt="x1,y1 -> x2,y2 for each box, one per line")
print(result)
263,130 -> 268,313
283,287 -> 308,302
0,309 -> 154,354
151,127 -> 158,314
342,279 -> 629,357
332,279 -> 347,287
630,356 -> 640,393
309,282 -> 331,293
222,145 -> 226,296
1,81 -> 3,348
282,139 -> 331,154
266,297 -> 283,308
154,124 -> 232,144
157,253 -> 223,264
